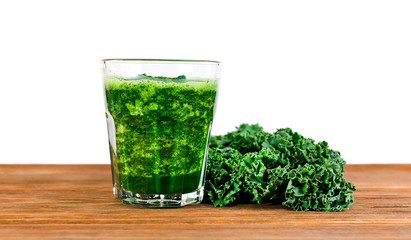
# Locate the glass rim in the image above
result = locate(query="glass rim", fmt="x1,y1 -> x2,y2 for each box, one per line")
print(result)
101,59 -> 221,64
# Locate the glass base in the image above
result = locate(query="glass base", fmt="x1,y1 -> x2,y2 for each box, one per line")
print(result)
116,187 -> 204,208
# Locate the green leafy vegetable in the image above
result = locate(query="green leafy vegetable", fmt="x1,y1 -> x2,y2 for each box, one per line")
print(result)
205,148 -> 243,206
205,124 -> 355,211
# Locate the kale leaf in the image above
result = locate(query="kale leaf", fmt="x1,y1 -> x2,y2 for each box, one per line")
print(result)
209,123 -> 268,154
205,148 -> 243,206
205,124 -> 356,211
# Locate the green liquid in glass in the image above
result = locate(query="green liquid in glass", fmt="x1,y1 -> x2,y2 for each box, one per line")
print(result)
105,76 -> 217,194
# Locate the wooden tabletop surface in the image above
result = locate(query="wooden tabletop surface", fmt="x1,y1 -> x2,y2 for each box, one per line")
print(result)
0,164 -> 410,239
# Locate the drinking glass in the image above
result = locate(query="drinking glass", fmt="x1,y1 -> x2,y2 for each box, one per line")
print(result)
101,59 -> 221,207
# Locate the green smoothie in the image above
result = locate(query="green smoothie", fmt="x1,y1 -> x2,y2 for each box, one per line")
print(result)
104,74 -> 217,195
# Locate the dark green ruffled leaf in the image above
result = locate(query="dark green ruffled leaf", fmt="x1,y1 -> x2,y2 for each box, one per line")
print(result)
283,164 -> 355,211
209,123 -> 269,154
205,124 -> 356,211
205,148 -> 243,206
241,148 -> 284,203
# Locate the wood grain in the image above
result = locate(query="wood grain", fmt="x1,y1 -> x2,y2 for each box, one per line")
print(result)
0,164 -> 410,239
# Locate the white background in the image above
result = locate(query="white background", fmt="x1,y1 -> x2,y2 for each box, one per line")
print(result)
0,0 -> 410,164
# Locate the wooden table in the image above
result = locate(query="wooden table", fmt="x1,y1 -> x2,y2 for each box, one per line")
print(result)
0,164 -> 410,239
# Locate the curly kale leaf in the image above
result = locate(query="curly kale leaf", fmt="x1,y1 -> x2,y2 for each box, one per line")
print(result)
241,148 -> 285,203
205,124 -> 356,211
283,164 -> 356,211
266,128 -> 346,172
205,148 -> 244,206
210,123 -> 269,154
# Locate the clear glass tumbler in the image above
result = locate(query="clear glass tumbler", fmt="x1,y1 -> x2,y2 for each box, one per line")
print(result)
101,59 -> 221,207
